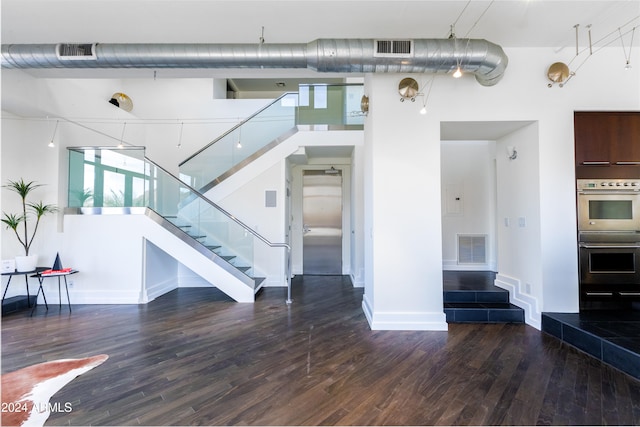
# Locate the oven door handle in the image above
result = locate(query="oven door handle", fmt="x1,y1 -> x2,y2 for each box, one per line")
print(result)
579,243 -> 640,249
578,190 -> 640,195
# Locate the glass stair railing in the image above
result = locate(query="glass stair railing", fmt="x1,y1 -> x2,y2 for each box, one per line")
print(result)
67,146 -> 290,295
179,84 -> 364,193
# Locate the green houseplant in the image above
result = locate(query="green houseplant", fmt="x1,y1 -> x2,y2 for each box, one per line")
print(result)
2,178 -> 58,271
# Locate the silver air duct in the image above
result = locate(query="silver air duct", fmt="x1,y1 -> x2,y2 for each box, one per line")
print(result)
1,38 -> 508,86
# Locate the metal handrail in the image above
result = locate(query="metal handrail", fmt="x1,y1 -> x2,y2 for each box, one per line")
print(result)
178,91 -> 297,167
145,155 -> 294,303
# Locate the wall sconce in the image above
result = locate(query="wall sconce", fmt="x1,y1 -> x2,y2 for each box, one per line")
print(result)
546,62 -> 575,88
507,146 -> 518,160
108,92 -> 134,112
398,76 -> 436,115
360,95 -> 369,115
398,77 -> 419,102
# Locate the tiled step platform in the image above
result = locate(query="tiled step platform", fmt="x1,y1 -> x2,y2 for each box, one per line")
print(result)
443,271 -> 524,323
2,295 -> 37,316
542,311 -> 640,380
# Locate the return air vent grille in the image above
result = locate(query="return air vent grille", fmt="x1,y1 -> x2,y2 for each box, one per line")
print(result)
375,40 -> 413,57
457,234 -> 487,264
56,43 -> 97,60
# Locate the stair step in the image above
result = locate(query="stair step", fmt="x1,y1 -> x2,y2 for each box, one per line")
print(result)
187,234 -> 207,240
205,245 -> 221,251
444,289 -> 509,304
220,255 -> 236,261
2,295 -> 37,316
444,302 -> 524,323
236,266 -> 250,273
253,277 -> 266,293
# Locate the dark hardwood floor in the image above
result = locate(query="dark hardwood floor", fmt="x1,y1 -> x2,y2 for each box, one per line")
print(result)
2,275 -> 640,426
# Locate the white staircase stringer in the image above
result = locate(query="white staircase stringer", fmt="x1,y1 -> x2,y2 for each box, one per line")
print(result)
142,216 -> 255,303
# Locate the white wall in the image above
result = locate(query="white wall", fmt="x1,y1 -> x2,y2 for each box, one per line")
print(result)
494,123 -> 546,328
441,141 -> 497,271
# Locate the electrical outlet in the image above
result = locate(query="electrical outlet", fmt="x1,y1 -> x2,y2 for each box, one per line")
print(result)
67,281 -> 74,288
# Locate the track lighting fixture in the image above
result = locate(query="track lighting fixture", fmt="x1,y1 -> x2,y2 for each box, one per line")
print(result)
453,66 -> 463,78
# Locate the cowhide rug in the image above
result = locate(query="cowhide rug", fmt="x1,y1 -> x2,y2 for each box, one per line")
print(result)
1,355 -> 108,427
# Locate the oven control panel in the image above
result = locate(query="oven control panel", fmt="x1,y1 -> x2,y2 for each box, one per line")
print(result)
577,179 -> 640,190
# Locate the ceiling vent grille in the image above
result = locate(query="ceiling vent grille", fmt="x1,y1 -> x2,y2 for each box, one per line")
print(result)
56,43 -> 97,60
457,234 -> 487,265
375,40 -> 413,57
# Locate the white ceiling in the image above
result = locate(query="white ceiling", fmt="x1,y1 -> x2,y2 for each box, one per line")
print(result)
2,0 -> 638,48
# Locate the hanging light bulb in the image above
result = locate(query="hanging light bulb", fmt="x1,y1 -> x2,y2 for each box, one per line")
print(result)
236,140 -> 242,149
177,122 -> 184,148
453,66 -> 463,78
118,122 -> 127,148
619,27 -> 635,71
48,120 -> 59,148
419,106 -> 427,115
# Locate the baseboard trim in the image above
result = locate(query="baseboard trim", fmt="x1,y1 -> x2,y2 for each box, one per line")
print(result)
442,260 -> 496,271
495,274 -> 541,330
146,278 -> 178,302
362,296 -> 448,331
350,273 -> 364,288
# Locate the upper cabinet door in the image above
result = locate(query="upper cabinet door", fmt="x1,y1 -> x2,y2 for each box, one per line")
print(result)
613,113 -> 640,165
574,112 -> 614,165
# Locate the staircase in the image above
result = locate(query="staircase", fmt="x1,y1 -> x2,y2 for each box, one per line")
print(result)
66,84 -> 363,303
163,215 -> 266,292
443,271 -> 525,323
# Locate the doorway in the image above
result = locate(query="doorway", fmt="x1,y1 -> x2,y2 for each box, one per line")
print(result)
302,169 -> 343,274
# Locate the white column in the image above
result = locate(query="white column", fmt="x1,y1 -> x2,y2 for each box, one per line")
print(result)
362,74 -> 447,331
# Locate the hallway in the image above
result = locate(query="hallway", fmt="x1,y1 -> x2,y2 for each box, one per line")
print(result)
2,275 -> 639,425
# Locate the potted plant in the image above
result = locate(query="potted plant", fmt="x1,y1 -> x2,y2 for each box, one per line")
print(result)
1,178 -> 58,272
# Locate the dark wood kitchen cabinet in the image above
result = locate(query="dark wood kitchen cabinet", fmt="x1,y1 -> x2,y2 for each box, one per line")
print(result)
575,111 -> 640,179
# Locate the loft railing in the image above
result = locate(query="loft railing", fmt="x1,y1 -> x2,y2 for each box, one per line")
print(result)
67,146 -> 292,301
178,84 -> 364,192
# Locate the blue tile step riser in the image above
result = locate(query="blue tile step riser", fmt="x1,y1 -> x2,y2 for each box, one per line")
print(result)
541,314 -> 640,380
444,290 -> 509,303
445,303 -> 525,323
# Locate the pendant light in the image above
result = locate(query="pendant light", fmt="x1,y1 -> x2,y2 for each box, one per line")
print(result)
177,122 -> 184,148
48,120 -> 59,148
118,122 -> 127,148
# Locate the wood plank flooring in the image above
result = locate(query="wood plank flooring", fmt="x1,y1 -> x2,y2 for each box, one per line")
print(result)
2,275 -> 640,426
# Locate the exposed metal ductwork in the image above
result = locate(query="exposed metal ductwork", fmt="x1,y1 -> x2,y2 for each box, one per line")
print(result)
1,38 -> 508,86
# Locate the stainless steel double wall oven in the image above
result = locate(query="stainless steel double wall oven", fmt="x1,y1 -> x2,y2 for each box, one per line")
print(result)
577,179 -> 640,308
